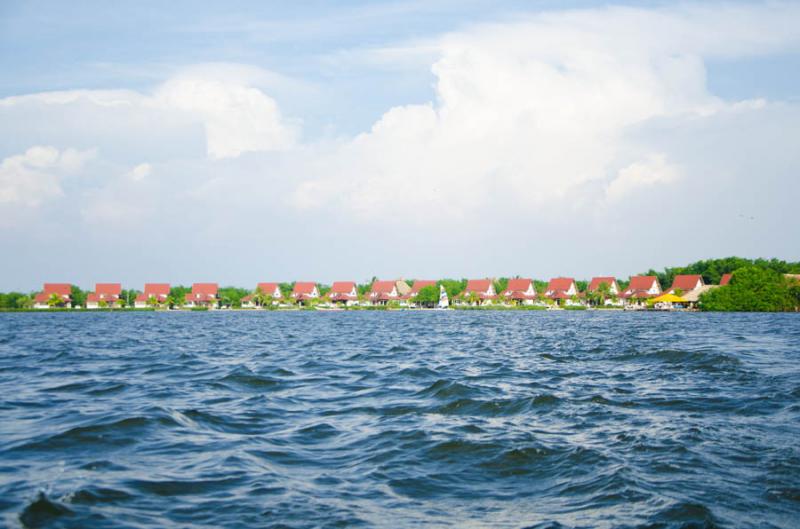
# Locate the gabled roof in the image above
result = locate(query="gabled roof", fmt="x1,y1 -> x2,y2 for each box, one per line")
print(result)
621,275 -> 660,299
144,283 -> 170,296
330,281 -> 357,294
627,276 -> 659,291
370,280 -> 397,294
507,278 -> 533,292
42,283 -> 72,296
95,283 -> 122,296
192,283 -> 218,296
587,277 -> 617,291
502,278 -> 536,299
719,273 -> 732,286
465,279 -> 493,293
256,282 -> 281,295
409,280 -> 436,294
546,277 -> 576,292
293,282 -> 317,295
670,275 -> 704,292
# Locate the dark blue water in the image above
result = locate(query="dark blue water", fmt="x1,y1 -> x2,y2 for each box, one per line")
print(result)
1,312 -> 799,528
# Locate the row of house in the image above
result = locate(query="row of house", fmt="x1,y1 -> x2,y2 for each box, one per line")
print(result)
31,274 -> 716,309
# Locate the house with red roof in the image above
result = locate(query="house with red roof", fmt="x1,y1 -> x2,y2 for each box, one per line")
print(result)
240,283 -> 282,308
403,280 -> 437,306
86,283 -> 123,309
291,282 -> 319,305
459,279 -> 498,305
720,273 -> 733,286
134,283 -> 171,308
586,277 -> 622,306
368,279 -> 411,305
620,276 -> 661,304
33,283 -> 72,309
666,275 -> 705,295
184,283 -> 219,308
328,281 -> 359,306
501,278 -> 537,305
544,277 -> 580,305
587,277 -> 620,296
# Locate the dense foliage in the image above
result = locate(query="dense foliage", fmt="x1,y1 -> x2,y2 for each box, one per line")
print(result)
642,257 -> 800,290
415,285 -> 440,307
699,268 -> 799,312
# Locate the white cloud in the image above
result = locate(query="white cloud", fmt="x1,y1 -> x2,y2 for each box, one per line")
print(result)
0,64 -> 298,161
0,145 -> 94,207
1,4 -> 800,287
606,154 -> 680,201
126,163 -> 151,181
290,3 -> 800,221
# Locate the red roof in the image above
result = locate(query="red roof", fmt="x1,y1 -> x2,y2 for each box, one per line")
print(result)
330,281 -> 357,295
507,278 -> 532,292
546,278 -> 575,292
293,282 -> 317,295
409,280 -> 436,294
620,275 -> 660,299
670,275 -> 704,291
192,283 -> 218,296
587,277 -> 617,291
256,283 -> 281,296
144,283 -> 170,297
35,283 -> 71,304
42,283 -> 71,296
401,280 -> 436,300
95,283 -> 121,296
720,273 -> 732,286
370,280 -> 397,295
136,284 -> 170,302
464,279 -> 493,294
627,276 -> 658,291
502,278 -> 536,299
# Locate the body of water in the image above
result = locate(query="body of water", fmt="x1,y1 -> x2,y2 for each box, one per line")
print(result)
1,311 -> 799,528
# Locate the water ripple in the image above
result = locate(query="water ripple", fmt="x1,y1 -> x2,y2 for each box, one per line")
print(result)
0,311 -> 798,528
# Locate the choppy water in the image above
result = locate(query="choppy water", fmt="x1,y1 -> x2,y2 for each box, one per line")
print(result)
1,312 -> 799,528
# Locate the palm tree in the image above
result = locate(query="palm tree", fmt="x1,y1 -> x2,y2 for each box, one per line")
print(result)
252,286 -> 268,308
47,293 -> 64,308
146,295 -> 159,309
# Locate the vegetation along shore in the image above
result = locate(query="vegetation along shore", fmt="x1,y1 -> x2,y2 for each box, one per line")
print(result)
1,257 -> 798,313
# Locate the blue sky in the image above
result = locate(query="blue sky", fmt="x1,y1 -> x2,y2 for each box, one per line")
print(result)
1,1 -> 799,290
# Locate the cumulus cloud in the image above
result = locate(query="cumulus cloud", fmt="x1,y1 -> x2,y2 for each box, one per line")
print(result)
1,3 -> 799,287
0,64 -> 298,161
0,146 -> 94,207
290,3 -> 800,221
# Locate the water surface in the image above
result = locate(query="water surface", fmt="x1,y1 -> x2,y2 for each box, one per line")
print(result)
1,311 -> 799,528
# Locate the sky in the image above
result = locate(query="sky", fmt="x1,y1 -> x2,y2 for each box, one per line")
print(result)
1,1 -> 799,291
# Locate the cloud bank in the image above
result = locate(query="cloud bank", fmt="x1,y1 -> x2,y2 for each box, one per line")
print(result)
1,3 -> 799,289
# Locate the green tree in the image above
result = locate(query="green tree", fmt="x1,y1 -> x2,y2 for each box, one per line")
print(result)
70,285 -> 86,308
415,285 -> 439,308
169,286 -> 190,308
252,286 -> 268,307
16,295 -> 33,309
146,295 -> 159,309
699,267 -> 794,312
47,293 -> 64,308
438,279 -> 467,300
